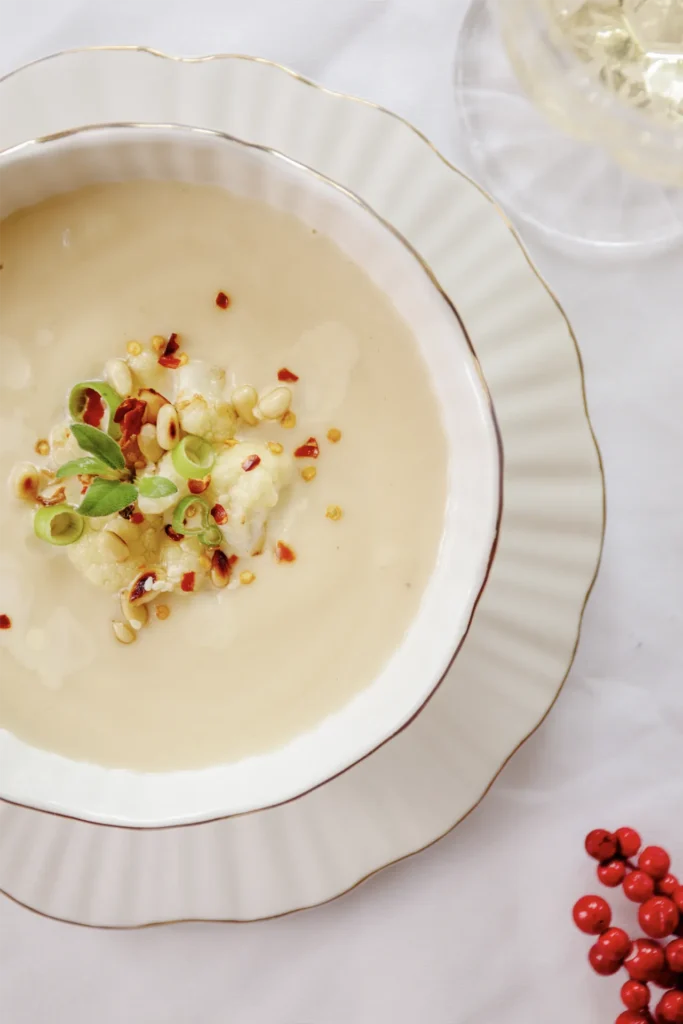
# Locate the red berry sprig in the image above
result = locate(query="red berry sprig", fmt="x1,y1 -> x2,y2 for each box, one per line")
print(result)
574,828 -> 683,1024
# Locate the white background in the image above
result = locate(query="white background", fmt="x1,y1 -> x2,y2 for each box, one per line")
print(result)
0,2 -> 682,1022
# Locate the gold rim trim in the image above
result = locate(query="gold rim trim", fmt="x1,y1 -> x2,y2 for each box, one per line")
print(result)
0,120 -> 504,824
0,48 -> 606,927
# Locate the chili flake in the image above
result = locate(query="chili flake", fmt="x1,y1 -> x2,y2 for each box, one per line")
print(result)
301,466 -> 317,482
326,505 -> 343,521
158,333 -> 182,369
327,428 -> 342,444
155,605 -> 171,620
275,541 -> 296,563
180,571 -> 196,593
239,570 -> 255,585
34,439 -> 50,457
0,614 -> 11,630
281,411 -> 296,430
242,454 -> 261,472
211,503 -> 228,525
82,388 -> 106,428
131,512 -> 145,525
294,437 -> 319,459
277,367 -> 299,383
188,476 -> 211,494
215,291 -> 231,309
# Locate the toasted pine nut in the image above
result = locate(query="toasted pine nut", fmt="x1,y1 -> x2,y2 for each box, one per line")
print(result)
126,341 -> 142,357
257,386 -> 291,421
327,428 -> 342,443
280,411 -> 297,430
138,388 -> 168,425
232,385 -> 259,426
9,462 -> 41,501
101,531 -> 130,563
210,549 -> 231,588
128,570 -> 163,605
104,358 -> 133,397
120,594 -> 148,630
156,403 -> 180,449
138,423 -> 164,464
112,620 -> 136,644
239,570 -> 255,585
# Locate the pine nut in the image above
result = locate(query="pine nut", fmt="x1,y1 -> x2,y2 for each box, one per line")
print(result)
112,620 -> 136,644
104,358 -> 133,397
120,593 -> 148,630
232,385 -> 258,426
257,386 -> 291,421
10,462 -> 41,501
138,423 -> 164,464
101,531 -> 130,563
128,570 -> 163,605
210,549 -> 231,588
138,388 -> 168,425
156,403 -> 180,449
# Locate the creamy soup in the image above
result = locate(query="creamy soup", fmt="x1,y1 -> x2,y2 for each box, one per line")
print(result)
0,181 -> 446,770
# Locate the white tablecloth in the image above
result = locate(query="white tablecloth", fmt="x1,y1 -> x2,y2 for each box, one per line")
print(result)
0,2 -> 681,1022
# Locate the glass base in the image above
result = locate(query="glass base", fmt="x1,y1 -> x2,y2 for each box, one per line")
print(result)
454,0 -> 683,255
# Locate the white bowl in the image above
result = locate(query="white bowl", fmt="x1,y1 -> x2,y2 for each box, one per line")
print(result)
0,124 -> 501,826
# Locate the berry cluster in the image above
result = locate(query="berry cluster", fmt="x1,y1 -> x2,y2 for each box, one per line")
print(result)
573,829 -> 683,1023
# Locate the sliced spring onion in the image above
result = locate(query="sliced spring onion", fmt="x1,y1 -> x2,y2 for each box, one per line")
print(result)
171,435 -> 216,480
198,525 -> 222,547
68,381 -> 122,439
171,495 -> 211,536
34,504 -> 84,546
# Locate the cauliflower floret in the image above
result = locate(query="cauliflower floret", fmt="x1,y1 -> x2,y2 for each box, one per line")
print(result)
157,534 -> 210,594
127,349 -> 169,391
136,453 -> 190,515
175,362 -> 237,443
48,422 -> 82,469
67,517 -> 162,592
210,442 -> 293,557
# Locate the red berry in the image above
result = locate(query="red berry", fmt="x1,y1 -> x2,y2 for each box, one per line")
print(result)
599,927 -> 633,962
586,829 -> 619,862
657,875 -> 680,898
573,894 -> 612,934
665,937 -> 683,973
589,942 -> 622,975
621,980 -> 651,1011
650,966 -> 678,990
616,1013 -> 653,1024
625,871 -> 657,903
616,828 -> 642,859
639,847 -> 671,882
625,939 -> 666,982
672,887 -> 683,913
600,859 -> 629,887
656,990 -> 683,1024
639,897 -> 680,940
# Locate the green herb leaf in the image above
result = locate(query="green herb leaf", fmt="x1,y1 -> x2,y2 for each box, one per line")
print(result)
71,423 -> 125,471
137,476 -> 178,499
56,457 -> 117,480
77,478 -> 138,518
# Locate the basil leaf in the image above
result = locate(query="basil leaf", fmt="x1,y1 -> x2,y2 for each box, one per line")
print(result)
71,423 -> 125,471
56,457 -> 116,480
77,478 -> 138,518
137,476 -> 178,499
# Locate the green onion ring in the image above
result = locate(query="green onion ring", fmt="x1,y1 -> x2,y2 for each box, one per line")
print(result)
171,436 -> 216,480
68,381 -> 122,439
171,495 -> 211,536
198,525 -> 222,547
34,504 -> 85,546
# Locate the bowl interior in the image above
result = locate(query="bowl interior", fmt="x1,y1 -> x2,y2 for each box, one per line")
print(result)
0,125 -> 500,825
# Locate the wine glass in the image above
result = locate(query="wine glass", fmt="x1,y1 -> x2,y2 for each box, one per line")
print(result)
455,0 -> 683,252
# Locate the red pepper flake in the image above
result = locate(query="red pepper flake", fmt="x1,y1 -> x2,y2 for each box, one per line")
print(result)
114,397 -> 147,467
294,437 -> 319,459
275,541 -> 296,563
277,367 -> 299,383
82,388 -> 106,428
180,571 -> 195,593
215,291 -> 230,309
164,524 -> 184,542
211,503 -> 228,525
241,454 -> 261,472
131,512 -> 145,525
228,554 -> 238,568
0,614 -> 11,630
188,476 -> 211,495
37,486 -> 67,507
158,332 -> 182,368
